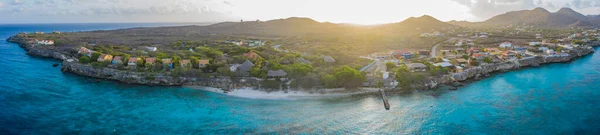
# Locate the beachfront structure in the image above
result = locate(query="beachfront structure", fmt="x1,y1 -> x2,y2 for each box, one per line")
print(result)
78,47 -> 93,57
229,64 -> 241,72
499,41 -> 512,48
198,59 -> 209,67
37,40 -> 54,45
471,53 -> 486,60
267,70 -> 288,79
162,59 -> 173,69
235,60 -> 254,76
322,56 -> 336,63
128,57 -> 141,67
112,56 -> 122,65
97,54 -> 113,62
501,51 -> 517,59
145,57 -> 156,65
407,63 -> 427,72
180,59 -> 191,68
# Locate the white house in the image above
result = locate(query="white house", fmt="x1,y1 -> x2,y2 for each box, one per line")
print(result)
37,40 -> 54,45
558,44 -> 574,50
434,62 -> 453,68
146,47 -> 158,52
456,41 -> 463,46
529,42 -> 541,46
499,41 -> 512,48
545,50 -> 555,55
229,64 -> 241,72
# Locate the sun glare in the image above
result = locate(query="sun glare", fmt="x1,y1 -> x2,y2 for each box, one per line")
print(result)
228,0 -> 471,25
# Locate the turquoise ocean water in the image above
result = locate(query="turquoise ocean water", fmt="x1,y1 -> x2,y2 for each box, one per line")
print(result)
0,24 -> 599,134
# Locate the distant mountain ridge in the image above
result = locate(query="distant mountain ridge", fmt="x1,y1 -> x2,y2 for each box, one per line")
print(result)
449,7 -> 599,28
193,15 -> 457,37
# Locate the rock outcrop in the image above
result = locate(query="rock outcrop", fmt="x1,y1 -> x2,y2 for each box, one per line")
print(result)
418,46 -> 596,90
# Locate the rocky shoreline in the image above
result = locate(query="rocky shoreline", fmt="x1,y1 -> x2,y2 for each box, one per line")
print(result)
6,35 -> 599,95
418,45 -> 597,90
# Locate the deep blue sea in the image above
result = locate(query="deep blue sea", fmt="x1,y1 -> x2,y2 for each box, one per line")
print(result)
1,24 -> 599,134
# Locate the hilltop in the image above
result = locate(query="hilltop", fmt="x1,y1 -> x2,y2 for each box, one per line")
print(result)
39,16 -> 456,47
449,7 -> 599,28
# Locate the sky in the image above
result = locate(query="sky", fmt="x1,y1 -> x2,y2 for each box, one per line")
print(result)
0,0 -> 599,24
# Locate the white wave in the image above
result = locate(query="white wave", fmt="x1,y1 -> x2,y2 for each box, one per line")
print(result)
185,86 -> 380,100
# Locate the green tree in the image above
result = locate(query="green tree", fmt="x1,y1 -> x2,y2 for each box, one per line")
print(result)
250,67 -> 266,78
189,56 -> 199,68
395,68 -> 412,89
482,56 -> 493,63
217,67 -> 234,77
196,46 -> 224,58
172,56 -> 182,68
137,58 -> 145,68
376,80 -> 383,88
333,65 -> 364,89
122,54 -> 131,66
285,63 -> 313,77
462,54 -> 469,60
90,52 -> 101,62
79,56 -> 91,64
321,74 -> 337,88
385,62 -> 396,70
572,40 -> 585,45
156,52 -> 168,60
145,63 -> 153,71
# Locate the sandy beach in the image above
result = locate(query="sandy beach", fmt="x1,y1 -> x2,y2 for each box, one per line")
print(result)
185,86 -> 382,100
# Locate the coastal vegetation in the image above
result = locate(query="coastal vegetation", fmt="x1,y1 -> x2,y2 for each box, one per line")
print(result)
10,8 -> 600,92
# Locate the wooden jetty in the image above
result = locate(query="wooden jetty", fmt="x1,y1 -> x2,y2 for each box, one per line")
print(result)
380,89 -> 390,110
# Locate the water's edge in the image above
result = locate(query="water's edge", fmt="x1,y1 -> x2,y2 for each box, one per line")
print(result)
6,35 -> 598,95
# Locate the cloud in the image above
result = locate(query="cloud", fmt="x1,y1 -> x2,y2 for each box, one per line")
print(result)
0,0 -> 235,23
0,0 -> 230,15
570,0 -> 600,9
222,1 -> 233,6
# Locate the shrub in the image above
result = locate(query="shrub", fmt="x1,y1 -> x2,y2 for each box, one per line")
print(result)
79,56 -> 91,64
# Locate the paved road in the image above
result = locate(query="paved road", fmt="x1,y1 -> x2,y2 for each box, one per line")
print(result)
431,39 -> 451,58
431,41 -> 443,58
430,37 -> 470,58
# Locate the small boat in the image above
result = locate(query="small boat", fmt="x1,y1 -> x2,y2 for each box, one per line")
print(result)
52,63 -> 59,67
449,87 -> 458,90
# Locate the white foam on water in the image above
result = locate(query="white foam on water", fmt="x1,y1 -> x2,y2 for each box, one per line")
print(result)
186,86 -> 380,100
